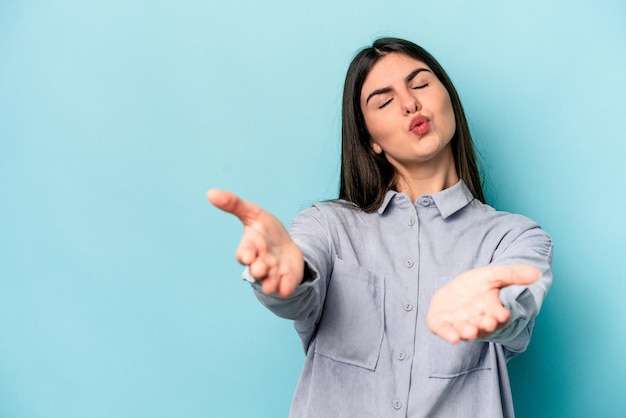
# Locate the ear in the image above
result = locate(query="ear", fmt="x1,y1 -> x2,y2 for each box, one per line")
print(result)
371,141 -> 383,155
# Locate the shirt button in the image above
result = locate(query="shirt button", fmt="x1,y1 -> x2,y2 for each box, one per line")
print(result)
408,217 -> 415,226
404,259 -> 414,268
421,198 -> 430,206
392,400 -> 402,410
404,303 -> 413,311
397,351 -> 407,361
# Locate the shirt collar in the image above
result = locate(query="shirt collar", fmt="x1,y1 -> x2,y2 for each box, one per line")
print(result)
377,190 -> 399,214
377,180 -> 475,218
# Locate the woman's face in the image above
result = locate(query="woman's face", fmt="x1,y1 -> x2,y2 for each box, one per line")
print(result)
360,53 -> 456,173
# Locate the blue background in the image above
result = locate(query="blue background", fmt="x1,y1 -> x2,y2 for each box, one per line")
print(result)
1,1 -> 625,417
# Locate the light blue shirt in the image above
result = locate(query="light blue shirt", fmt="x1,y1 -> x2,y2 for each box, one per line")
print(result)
251,180 -> 553,417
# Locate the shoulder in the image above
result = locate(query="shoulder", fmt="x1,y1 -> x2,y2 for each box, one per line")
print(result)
468,199 -> 543,230
469,200 -> 553,259
289,200 -> 376,239
294,199 -> 368,223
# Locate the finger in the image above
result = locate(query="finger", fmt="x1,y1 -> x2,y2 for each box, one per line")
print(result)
460,304 -> 500,339
476,312 -> 508,339
257,256 -> 281,293
477,315 -> 499,333
261,270 -> 281,294
278,274 -> 299,298
235,244 -> 256,266
478,300 -> 510,326
458,323 -> 479,340
249,258 -> 270,280
490,305 -> 511,324
485,264 -> 541,288
207,189 -> 262,223
433,323 -> 462,344
468,308 -> 487,327
235,234 -> 261,265
206,189 -> 234,210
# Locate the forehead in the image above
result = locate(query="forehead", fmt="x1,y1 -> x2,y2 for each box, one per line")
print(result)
361,53 -> 431,93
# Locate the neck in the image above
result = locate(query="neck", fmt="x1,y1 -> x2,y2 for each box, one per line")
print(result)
393,150 -> 459,202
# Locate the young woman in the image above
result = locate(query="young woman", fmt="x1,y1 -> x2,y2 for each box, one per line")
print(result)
208,37 -> 552,417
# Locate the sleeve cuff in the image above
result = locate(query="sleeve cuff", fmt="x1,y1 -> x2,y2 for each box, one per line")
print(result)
242,258 -> 320,295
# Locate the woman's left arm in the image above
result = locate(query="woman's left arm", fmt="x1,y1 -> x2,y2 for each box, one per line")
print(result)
427,224 -> 553,350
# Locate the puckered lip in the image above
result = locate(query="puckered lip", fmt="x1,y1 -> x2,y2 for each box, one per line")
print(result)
409,114 -> 430,131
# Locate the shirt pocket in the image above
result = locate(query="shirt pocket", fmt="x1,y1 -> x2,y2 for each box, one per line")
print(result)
429,336 -> 491,378
313,257 -> 385,371
428,275 -> 492,378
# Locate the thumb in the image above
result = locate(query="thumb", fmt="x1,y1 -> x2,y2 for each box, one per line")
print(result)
486,264 -> 541,288
207,189 -> 261,224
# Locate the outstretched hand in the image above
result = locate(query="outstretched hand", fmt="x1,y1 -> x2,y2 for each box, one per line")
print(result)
207,189 -> 304,297
426,265 -> 540,344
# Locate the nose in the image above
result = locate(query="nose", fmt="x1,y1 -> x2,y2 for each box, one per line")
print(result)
400,89 -> 420,115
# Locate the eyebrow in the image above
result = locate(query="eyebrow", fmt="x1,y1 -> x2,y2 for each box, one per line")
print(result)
365,67 -> 431,106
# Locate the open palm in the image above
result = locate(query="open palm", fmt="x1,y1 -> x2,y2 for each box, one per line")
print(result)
427,265 -> 540,343
207,189 -> 304,297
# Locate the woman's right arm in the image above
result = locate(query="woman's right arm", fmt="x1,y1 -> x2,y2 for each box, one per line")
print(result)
207,189 -> 305,298
208,191 -> 332,350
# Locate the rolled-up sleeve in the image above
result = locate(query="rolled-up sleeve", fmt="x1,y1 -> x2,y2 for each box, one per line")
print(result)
250,205 -> 334,351
486,221 -> 553,357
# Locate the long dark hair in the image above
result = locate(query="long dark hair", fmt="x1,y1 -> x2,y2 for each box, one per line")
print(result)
339,37 -> 485,212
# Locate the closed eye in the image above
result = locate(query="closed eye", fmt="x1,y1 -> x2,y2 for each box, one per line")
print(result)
378,98 -> 393,109
412,83 -> 428,90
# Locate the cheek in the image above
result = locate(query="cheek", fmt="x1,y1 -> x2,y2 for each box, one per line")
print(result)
363,113 -> 386,141
446,106 -> 456,135
439,95 -> 457,137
